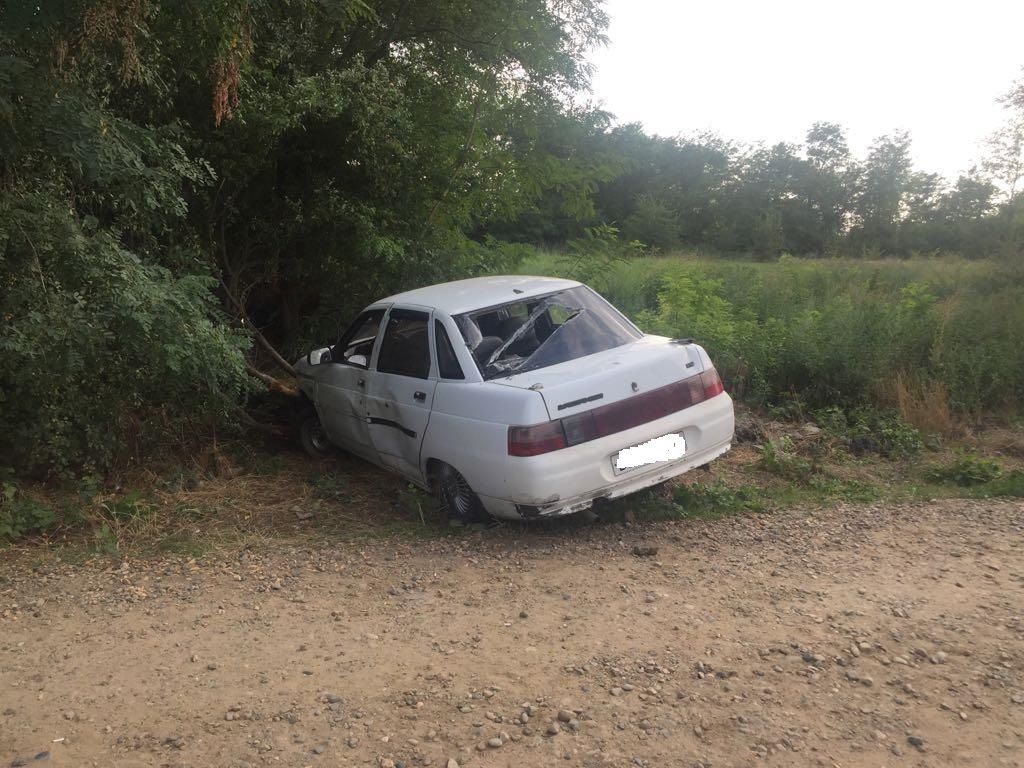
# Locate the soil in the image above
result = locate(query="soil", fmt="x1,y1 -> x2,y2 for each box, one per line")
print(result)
2,497 -> 1023,768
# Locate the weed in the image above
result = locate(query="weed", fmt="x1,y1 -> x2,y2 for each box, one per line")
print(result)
310,471 -> 351,501
671,482 -> 763,517
927,452 -> 1002,486
815,407 -> 923,458
1,481 -> 57,540
156,533 -> 208,557
92,523 -> 119,555
758,438 -> 815,483
973,470 -> 1024,498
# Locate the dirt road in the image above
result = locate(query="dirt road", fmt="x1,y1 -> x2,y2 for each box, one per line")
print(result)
2,498 -> 1023,768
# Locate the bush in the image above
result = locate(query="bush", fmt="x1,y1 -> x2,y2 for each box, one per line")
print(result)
815,407 -> 924,458
927,452 -> 1002,486
1,481 -> 56,540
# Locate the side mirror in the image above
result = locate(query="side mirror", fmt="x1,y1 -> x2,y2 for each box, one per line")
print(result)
307,347 -> 333,365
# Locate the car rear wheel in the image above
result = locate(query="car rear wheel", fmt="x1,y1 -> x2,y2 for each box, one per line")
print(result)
437,463 -> 487,523
298,409 -> 332,459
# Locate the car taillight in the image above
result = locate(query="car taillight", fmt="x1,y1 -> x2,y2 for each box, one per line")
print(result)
700,367 -> 724,398
507,368 -> 727,457
508,421 -> 568,456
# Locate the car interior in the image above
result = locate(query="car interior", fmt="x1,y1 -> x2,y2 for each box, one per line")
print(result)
470,302 -> 558,367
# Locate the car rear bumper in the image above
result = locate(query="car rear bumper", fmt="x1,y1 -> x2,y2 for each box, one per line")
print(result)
477,392 -> 734,520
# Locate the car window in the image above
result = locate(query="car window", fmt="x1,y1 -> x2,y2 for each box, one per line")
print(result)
335,309 -> 385,368
435,320 -> 464,380
377,308 -> 431,379
453,286 -> 641,380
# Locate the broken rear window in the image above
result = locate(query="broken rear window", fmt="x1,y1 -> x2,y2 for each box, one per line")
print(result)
453,286 -> 642,380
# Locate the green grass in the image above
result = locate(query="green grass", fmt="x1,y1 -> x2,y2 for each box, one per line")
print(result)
516,252 -> 1024,419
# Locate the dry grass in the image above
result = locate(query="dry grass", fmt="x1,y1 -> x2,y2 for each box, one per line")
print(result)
8,443 -> 432,561
889,373 -> 961,438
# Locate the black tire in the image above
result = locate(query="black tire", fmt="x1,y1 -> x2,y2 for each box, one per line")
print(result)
437,463 -> 487,523
298,410 -> 333,459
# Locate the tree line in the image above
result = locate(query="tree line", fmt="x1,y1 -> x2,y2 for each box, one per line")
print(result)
488,117 -> 1024,259
1,1 -> 1021,477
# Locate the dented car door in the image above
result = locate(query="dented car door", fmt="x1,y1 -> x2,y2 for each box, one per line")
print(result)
365,307 -> 437,481
314,308 -> 385,463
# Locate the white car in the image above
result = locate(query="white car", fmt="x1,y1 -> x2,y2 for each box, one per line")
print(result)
294,276 -> 734,521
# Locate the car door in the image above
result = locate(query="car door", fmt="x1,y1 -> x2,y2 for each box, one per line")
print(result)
365,307 -> 437,481
314,307 -> 386,463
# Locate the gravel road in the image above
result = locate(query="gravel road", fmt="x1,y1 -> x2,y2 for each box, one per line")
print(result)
2,498 -> 1022,767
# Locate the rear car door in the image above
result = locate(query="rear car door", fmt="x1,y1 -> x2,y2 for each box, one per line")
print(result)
365,307 -> 437,481
315,308 -> 386,462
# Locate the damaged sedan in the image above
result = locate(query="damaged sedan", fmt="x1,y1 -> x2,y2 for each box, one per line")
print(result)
295,276 -> 735,521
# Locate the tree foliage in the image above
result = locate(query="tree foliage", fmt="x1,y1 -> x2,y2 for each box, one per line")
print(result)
0,0 -> 612,476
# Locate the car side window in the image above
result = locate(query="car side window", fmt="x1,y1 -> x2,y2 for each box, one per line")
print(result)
435,320 -> 465,380
335,309 -> 385,368
377,308 -> 431,379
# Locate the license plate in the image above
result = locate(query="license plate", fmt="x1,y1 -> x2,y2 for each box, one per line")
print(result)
613,433 -> 686,473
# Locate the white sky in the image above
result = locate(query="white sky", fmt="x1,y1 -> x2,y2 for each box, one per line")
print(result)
588,0 -> 1024,179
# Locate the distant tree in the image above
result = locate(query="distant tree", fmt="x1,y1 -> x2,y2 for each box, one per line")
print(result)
621,194 -> 681,250
984,73 -> 1024,202
800,122 -> 859,252
852,132 -> 914,254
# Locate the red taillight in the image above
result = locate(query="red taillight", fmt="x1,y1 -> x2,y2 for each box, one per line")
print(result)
508,421 -> 567,456
700,367 -> 725,398
507,368 -> 727,457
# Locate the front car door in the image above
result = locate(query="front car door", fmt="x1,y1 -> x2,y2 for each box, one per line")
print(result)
365,307 -> 437,482
314,307 -> 387,462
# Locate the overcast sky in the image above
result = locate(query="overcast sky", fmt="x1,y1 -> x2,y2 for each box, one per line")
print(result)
588,0 -> 1024,179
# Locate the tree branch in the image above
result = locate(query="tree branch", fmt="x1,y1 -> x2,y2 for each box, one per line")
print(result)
245,361 -> 299,398
218,274 -> 298,378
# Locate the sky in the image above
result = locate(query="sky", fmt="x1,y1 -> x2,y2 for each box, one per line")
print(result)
587,0 -> 1024,179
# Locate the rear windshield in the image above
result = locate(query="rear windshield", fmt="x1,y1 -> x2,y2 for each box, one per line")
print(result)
453,286 -> 642,380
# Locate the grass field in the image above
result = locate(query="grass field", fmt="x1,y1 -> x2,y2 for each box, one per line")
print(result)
516,252 -> 1024,427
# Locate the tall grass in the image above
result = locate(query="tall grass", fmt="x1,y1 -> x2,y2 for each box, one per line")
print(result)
516,252 -> 1024,420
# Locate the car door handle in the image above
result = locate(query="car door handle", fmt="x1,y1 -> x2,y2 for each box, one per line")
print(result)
413,391 -> 426,402
357,377 -> 365,387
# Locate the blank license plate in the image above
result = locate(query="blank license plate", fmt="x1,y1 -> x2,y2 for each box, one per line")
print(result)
614,433 -> 686,473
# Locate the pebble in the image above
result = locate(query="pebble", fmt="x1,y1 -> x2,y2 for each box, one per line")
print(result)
907,735 -> 925,752
547,722 -> 561,735
557,709 -> 574,722
446,761 -> 459,768
486,737 -> 503,748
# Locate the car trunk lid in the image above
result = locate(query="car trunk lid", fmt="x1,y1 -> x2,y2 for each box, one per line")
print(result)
494,336 -> 705,421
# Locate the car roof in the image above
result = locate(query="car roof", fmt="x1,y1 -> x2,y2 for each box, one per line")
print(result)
377,275 -> 582,315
